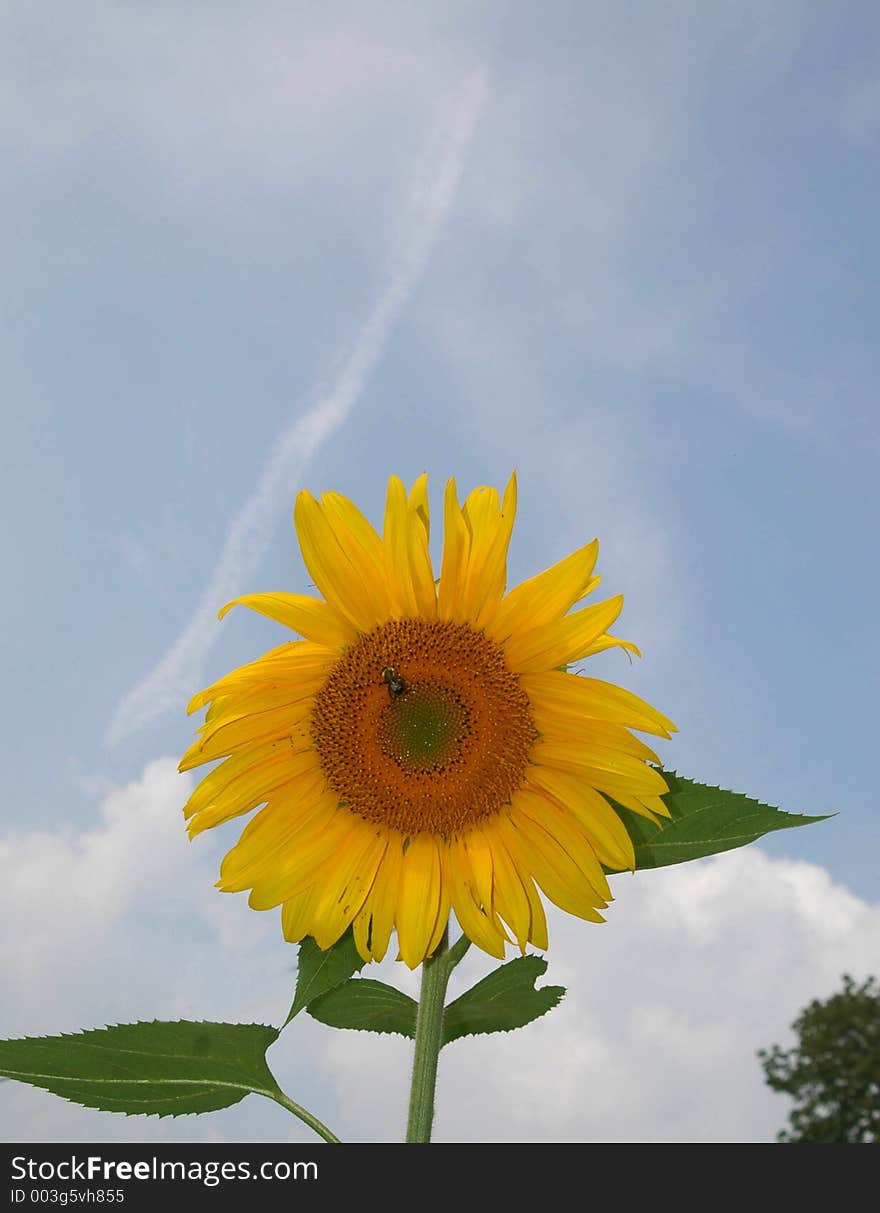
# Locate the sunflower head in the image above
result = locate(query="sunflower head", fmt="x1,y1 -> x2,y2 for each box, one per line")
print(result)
181,473 -> 676,968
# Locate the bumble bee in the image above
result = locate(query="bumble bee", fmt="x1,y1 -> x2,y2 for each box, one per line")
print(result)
381,666 -> 406,697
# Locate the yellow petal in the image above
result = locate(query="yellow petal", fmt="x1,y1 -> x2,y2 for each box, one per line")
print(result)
513,789 -> 611,901
218,592 -> 355,648
187,641 -> 334,715
497,809 -> 607,922
184,746 -> 319,837
246,807 -> 358,910
523,669 -> 676,738
486,539 -> 599,644
361,831 -> 405,962
531,739 -> 670,796
396,834 -> 443,968
532,708 -> 662,766
382,476 -> 437,619
179,700 -> 313,770
525,766 -> 636,871
183,741 -> 285,817
407,471 -> 430,544
580,633 -> 642,660
603,789 -> 671,823
437,478 -> 469,621
281,886 -> 320,943
202,681 -> 321,726
219,785 -> 335,895
481,824 -> 532,950
406,475 -> 438,618
503,595 -> 625,672
461,828 -> 495,914
426,844 -> 453,957
469,472 -> 518,629
446,838 -> 508,958
352,899 -> 373,962
438,473 -> 518,626
294,491 -> 387,630
576,574 -> 602,601
310,826 -> 389,950
519,863 -> 549,951
321,491 -> 396,619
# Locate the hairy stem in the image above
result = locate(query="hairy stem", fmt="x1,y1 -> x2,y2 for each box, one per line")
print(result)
406,929 -> 470,1142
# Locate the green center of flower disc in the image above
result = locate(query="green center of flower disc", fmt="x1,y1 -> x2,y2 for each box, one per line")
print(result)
379,682 -> 470,772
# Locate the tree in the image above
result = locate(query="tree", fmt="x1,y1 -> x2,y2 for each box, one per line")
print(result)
759,974 -> 880,1143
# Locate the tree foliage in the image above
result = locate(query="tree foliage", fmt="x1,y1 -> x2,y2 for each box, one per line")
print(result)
758,974 -> 880,1143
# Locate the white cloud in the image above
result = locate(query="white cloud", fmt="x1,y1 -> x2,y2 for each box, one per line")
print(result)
2,759 -> 876,1143
0,757 -> 340,1142
105,70 -> 488,747
320,850 -> 879,1143
1,761 -> 183,1011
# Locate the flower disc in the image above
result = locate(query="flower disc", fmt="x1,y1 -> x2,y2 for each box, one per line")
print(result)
312,619 -> 537,835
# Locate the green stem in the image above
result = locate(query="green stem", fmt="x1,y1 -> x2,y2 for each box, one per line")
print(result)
269,1090 -> 342,1144
406,929 -> 470,1143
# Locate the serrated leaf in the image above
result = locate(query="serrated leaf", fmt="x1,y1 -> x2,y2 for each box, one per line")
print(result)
442,955 -> 564,1045
608,770 -> 832,871
307,979 -> 418,1037
285,927 -> 366,1026
0,1021 -> 281,1117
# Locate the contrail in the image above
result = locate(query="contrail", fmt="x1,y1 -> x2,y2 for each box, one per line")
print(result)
106,71 -> 488,747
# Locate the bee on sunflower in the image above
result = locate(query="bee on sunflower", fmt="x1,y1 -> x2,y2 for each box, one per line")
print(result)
180,473 -> 675,969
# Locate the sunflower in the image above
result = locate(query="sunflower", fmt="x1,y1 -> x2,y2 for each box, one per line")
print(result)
181,473 -> 675,968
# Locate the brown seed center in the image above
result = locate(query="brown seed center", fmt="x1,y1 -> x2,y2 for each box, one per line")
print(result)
311,618 -> 537,835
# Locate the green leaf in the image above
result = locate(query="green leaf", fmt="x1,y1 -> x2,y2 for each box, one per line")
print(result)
609,770 -> 832,872
442,955 -> 565,1045
285,927 -> 366,1026
0,1021 -> 281,1117
307,980 -> 418,1037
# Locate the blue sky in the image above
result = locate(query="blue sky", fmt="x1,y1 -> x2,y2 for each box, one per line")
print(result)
2,1 -> 878,1144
